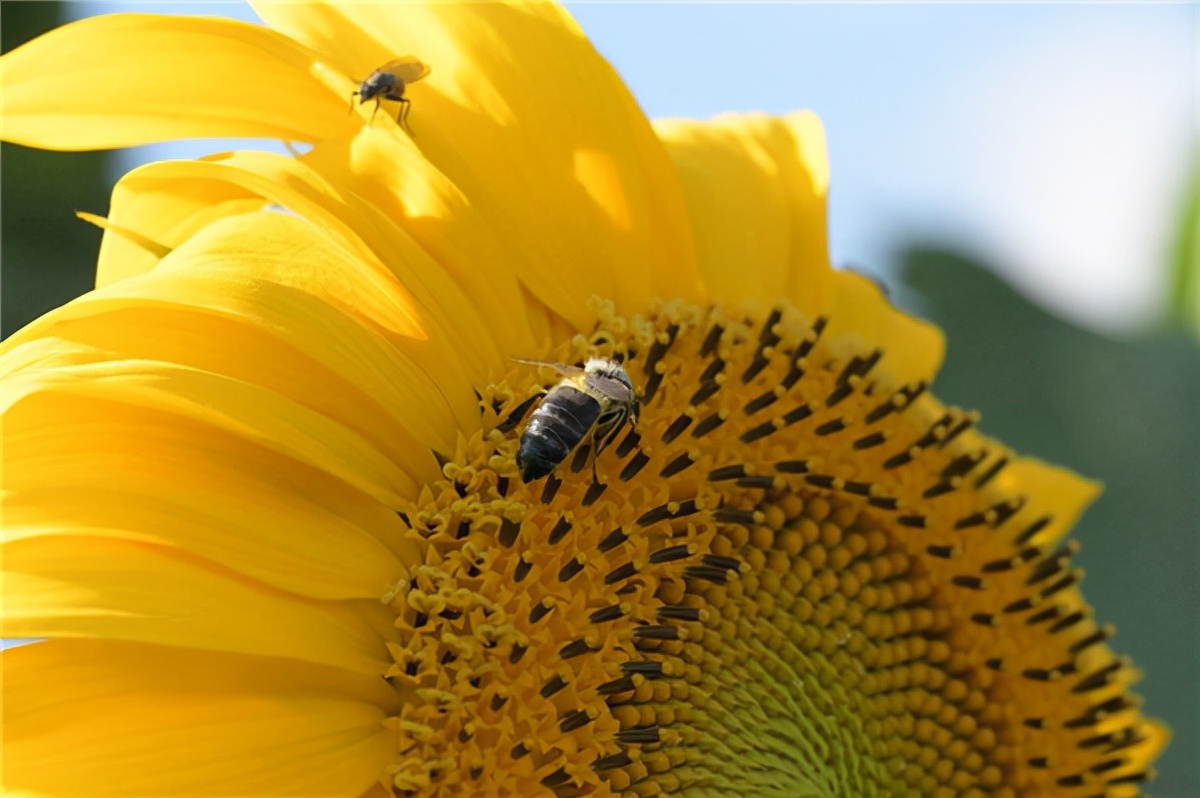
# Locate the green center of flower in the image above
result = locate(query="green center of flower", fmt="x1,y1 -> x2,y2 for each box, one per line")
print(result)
381,299 -> 1157,798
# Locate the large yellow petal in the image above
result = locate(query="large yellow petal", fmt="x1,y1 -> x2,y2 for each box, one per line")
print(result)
304,129 -> 557,357
2,316 -> 426,510
8,355 -> 417,504
3,640 -> 395,797
2,345 -> 415,600
828,268 -> 946,389
254,0 -> 704,328
91,159 -> 269,288
1,533 -> 395,676
0,13 -> 354,150
655,111 -> 834,314
994,455 -> 1102,545
8,209 -> 484,464
90,149 -> 534,385
3,485 -> 407,603
651,112 -> 942,387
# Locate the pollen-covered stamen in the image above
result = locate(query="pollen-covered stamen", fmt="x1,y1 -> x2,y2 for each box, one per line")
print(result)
383,300 -> 1161,798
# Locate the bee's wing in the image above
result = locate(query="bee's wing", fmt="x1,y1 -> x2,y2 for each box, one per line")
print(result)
512,357 -> 585,378
382,56 -> 431,83
586,372 -> 636,403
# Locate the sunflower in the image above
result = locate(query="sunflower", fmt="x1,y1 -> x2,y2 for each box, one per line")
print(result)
0,4 -> 1168,797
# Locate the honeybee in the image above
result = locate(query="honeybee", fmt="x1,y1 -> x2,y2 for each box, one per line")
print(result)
352,56 -> 431,134
514,358 -> 641,483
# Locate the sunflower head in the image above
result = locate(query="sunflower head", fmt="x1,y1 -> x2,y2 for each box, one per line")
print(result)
384,294 -> 1168,797
0,4 -> 1168,798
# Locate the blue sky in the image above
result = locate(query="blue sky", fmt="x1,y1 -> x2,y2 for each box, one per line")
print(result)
65,1 -> 1198,333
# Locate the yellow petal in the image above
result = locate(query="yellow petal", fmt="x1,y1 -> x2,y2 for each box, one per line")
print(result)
4,487 -> 407,604
2,325 -> 424,511
829,268 -> 946,388
8,209 -> 487,464
1,533 -> 395,676
0,13 -> 355,151
254,0 -> 704,327
91,149 -> 531,386
90,161 -> 269,288
651,111 -> 941,387
995,455 -> 1102,546
2,345 -> 414,600
655,111 -> 834,314
3,640 -> 395,797
304,129 -> 554,359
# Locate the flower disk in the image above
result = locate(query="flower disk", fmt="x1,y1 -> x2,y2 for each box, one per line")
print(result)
388,300 -> 1164,798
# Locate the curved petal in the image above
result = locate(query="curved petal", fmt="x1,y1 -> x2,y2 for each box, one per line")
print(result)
828,269 -> 946,388
8,210 -> 484,464
1,344 -> 415,600
304,130 -> 556,359
994,456 -> 1101,545
2,640 -> 396,797
652,111 -> 941,387
2,306 -> 437,512
0,13 -> 355,151
254,0 -> 705,327
0,532 -> 396,676
655,111 -> 833,314
92,149 -> 535,384
91,160 -> 270,288
3,488 -> 407,604
2,354 -> 421,510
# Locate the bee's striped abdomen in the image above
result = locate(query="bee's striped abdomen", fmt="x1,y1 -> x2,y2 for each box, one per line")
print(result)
517,387 -> 600,482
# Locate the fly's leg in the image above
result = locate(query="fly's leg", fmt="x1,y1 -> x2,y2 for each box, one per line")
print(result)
397,98 -> 413,135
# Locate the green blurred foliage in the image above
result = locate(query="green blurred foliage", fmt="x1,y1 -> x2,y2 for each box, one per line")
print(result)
1168,151 -> 1199,340
1,2 -> 110,339
898,247 -> 1199,798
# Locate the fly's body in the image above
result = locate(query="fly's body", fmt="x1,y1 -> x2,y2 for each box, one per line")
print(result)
514,358 -> 640,483
352,56 -> 431,134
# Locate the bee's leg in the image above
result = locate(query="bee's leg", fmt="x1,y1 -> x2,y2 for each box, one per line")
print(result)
570,443 -> 593,474
585,433 -> 606,485
370,99 -> 382,123
589,434 -> 616,485
496,391 -> 545,434
348,91 -> 358,115
593,410 -> 628,458
587,432 -> 610,486
588,414 -> 628,485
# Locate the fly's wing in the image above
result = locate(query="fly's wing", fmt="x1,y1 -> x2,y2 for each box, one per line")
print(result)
382,56 -> 431,83
512,357 -> 585,379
